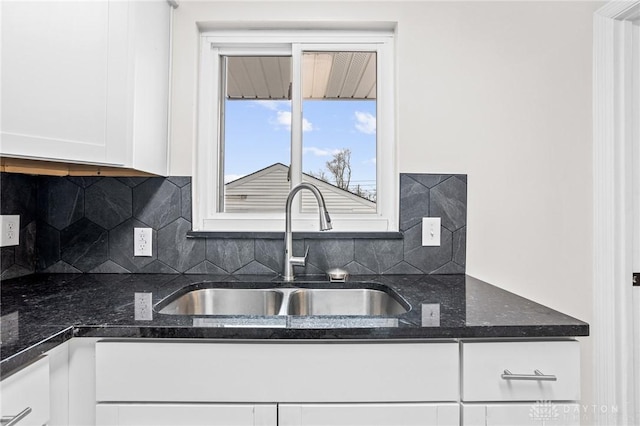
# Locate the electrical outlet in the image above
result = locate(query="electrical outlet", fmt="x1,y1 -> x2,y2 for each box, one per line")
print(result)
0,215 -> 20,247
134,292 -> 153,321
421,217 -> 441,246
134,227 -> 152,257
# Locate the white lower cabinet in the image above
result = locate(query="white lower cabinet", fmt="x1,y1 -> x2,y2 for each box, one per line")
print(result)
80,338 -> 582,426
463,403 -> 581,426
96,404 -> 277,426
0,356 -> 50,426
279,403 -> 459,426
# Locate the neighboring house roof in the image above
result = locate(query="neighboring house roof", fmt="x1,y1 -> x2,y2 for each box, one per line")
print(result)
225,163 -> 376,214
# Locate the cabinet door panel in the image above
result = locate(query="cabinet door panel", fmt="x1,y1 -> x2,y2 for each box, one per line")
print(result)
0,356 -> 50,426
463,403 -> 580,426
96,404 -> 277,426
279,403 -> 459,426
0,1 -> 127,165
96,341 -> 459,403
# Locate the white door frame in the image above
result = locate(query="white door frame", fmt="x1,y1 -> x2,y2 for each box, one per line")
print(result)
593,1 -> 640,425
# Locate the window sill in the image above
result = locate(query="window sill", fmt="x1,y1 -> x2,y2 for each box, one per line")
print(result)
187,231 -> 403,240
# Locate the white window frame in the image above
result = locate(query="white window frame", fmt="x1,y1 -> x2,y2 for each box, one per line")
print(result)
193,30 -> 397,232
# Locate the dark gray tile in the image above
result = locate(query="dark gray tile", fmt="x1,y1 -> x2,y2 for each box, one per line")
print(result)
354,239 -> 404,274
132,178 -> 181,229
60,218 -> 108,272
1,264 -> 34,280
453,227 -> 466,267
206,239 -> 254,273
454,175 -> 467,183
432,262 -> 465,274
167,176 -> 191,188
1,247 -> 15,272
36,222 -> 60,271
67,176 -> 102,188
43,260 -> 81,273
1,173 -> 37,224
85,178 -> 132,229
406,174 -> 447,189
157,218 -> 205,273
185,261 -> 228,275
140,260 -> 179,274
109,218 -> 157,273
343,260 -> 376,275
37,177 -> 84,230
181,184 -> 192,222
399,175 -> 429,231
430,177 -> 467,232
90,260 -> 131,273
235,260 -> 277,275
403,224 -> 453,273
254,239 -> 284,274
15,220 -> 36,269
298,261 -> 324,276
382,261 -> 423,275
306,239 -> 354,272
117,177 -> 149,188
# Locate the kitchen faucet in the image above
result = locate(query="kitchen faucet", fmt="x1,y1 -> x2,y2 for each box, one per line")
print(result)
283,183 -> 332,281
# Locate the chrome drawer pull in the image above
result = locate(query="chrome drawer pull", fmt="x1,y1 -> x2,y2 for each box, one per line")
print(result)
501,369 -> 557,381
1,407 -> 32,426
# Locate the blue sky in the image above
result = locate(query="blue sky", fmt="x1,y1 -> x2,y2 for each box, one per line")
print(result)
224,99 -> 377,194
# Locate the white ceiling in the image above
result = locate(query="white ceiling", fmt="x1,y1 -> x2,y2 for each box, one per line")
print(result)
226,52 -> 376,100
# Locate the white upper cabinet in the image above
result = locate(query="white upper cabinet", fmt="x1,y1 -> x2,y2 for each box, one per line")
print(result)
0,0 -> 172,175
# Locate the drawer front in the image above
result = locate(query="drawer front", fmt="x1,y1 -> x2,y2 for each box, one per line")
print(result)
0,356 -> 50,426
96,341 -> 459,403
462,341 -> 580,402
463,403 -> 581,426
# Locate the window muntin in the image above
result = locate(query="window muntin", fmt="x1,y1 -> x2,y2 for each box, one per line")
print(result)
194,31 -> 396,232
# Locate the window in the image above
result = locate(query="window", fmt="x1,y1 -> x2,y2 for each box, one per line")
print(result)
194,30 -> 396,232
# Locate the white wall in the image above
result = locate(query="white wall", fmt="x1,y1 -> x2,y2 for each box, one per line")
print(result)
170,0 -> 600,415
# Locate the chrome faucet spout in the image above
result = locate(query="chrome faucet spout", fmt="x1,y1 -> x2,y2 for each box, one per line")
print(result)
283,183 -> 332,281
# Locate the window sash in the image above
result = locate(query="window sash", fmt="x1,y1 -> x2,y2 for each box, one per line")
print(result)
194,30 -> 396,232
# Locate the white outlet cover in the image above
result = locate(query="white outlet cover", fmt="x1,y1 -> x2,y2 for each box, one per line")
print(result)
421,217 -> 441,247
134,227 -> 153,257
0,215 -> 20,247
134,292 -> 153,321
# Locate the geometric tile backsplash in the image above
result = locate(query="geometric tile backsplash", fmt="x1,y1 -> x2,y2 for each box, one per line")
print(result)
0,172 -> 466,279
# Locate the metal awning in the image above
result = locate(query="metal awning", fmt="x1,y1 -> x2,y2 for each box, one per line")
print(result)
226,52 -> 376,100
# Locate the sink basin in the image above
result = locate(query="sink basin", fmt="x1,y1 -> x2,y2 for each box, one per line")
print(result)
155,282 -> 409,318
287,288 -> 408,316
156,288 -> 284,316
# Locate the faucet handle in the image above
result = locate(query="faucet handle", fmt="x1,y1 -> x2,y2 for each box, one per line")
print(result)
289,246 -> 309,268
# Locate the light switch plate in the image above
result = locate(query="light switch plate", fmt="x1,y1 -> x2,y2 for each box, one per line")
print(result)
0,215 -> 20,247
134,227 -> 152,257
421,217 -> 441,246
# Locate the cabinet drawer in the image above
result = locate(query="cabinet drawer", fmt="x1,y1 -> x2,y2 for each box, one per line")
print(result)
462,341 -> 580,402
96,341 -> 459,403
96,403 -> 277,426
0,356 -> 50,426
463,403 -> 580,426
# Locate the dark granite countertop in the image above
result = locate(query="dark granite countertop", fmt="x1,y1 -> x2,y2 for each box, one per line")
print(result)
0,273 -> 588,377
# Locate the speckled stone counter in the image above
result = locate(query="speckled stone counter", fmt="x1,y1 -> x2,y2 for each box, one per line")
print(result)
0,273 -> 588,377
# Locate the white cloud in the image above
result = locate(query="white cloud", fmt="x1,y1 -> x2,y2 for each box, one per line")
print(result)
224,174 -> 246,184
354,111 -> 376,135
304,147 -> 341,157
252,100 -> 283,111
276,111 -> 313,132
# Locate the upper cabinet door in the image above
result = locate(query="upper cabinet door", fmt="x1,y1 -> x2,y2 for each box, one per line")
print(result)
0,0 -> 171,174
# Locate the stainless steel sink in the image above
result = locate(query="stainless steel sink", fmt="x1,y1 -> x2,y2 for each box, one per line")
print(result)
156,288 -> 284,315
155,283 -> 409,317
287,289 -> 408,316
